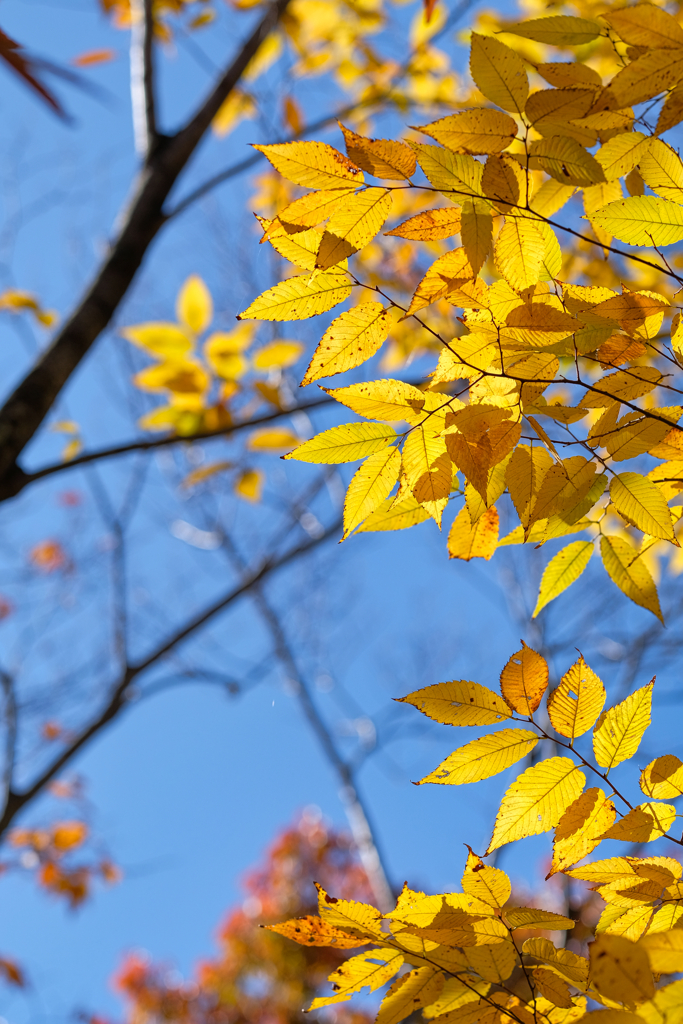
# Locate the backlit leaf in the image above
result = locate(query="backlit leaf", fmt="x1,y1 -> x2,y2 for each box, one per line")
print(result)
385,207 -> 462,241
253,141 -> 364,189
463,943 -> 517,984
533,540 -> 594,618
310,947 -> 404,1008
285,422 -> 396,463
593,680 -> 653,770
416,728 -> 538,786
398,680 -> 511,727
532,967 -> 573,1009
499,641 -> 548,715
325,379 -> 435,425
590,196 -> 683,247
356,494 -> 430,533
266,916 -> 369,947
590,934 -> 654,1009
610,472 -> 676,540
406,247 -> 475,316
522,937 -> 590,990
547,656 -> 606,739
447,504 -> 499,561
343,447 -> 401,538
600,535 -> 663,621
487,756 -> 585,852
639,931 -> 683,974
504,907 -> 575,930
416,109 -> 517,155
638,139 -> 683,202
340,124 -> 416,181
177,275 -> 213,334
530,135 -> 605,186
640,755 -> 683,799
494,219 -> 545,292
461,849 -> 511,909
470,33 -> 529,113
602,802 -> 676,843
317,187 -> 393,268
122,322 -> 194,357
238,271 -> 352,321
548,788 -> 616,876
376,968 -> 444,1024
412,143 -> 483,198
595,133 -> 651,182
503,15 -> 601,46
601,4 -> 683,49
301,302 -> 393,385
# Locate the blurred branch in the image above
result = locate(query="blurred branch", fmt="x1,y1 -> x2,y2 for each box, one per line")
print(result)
130,0 -> 157,158
0,671 -> 16,809
0,0 -> 292,501
0,518 -> 339,839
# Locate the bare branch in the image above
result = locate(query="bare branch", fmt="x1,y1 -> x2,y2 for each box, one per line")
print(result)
0,671 -> 16,810
130,0 -> 157,158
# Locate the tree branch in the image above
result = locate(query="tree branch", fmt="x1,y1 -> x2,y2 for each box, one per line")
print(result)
0,517 -> 339,838
130,0 -> 157,158
0,0 -> 291,502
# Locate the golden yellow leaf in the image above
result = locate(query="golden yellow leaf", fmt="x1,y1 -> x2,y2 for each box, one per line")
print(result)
481,154 -> 525,212
600,535 -> 663,621
422,976 -> 487,1019
253,141 -> 364,189
532,967 -> 573,1009
266,916 -> 369,947
317,187 -> 393,267
301,302 -> 392,386
522,937 -> 590,990
547,657 -> 606,739
637,979 -> 683,1024
134,360 -> 209,394
504,907 -> 575,930
406,247 -> 475,316
538,61 -> 602,89
398,680 -> 511,727
602,803 -> 677,843
464,943 -> 517,984
532,541 -> 594,618
122,322 -> 194,357
549,788 -> 616,876
238,270 -> 351,321
529,179 -> 576,217
356,493 -> 431,533
416,109 -> 518,155
640,755 -> 683,799
461,199 -> 493,276
284,422 -> 396,463
181,460 -> 233,489
593,680 -> 653,770
579,366 -> 662,407
268,226 -> 325,270
385,207 -> 462,241
252,341 -> 304,369
602,4 -> 683,48
277,188 -> 357,228
376,967 -> 444,1024
176,275 -> 212,334
316,884 -> 384,938
590,196 -> 683,247
248,428 -> 299,451
595,133 -> 652,182
412,143 -> 483,199
339,124 -> 416,181
417,728 -> 538,786
447,505 -> 498,561
234,468 -> 264,502
343,447 -> 401,538
590,934 -> 654,1009
325,379 -> 434,425
639,931 -> 683,975
494,219 -> 546,292
461,849 -> 511,909
500,642 -> 548,715
310,947 -> 404,1008
487,756 -> 585,853
503,302 -> 577,347
610,472 -> 676,541
596,48 -> 683,111
639,139 -> 683,202
503,15 -> 600,45
657,84 -> 683,134
470,33 -> 529,113
530,135 -> 605,186
506,444 -> 553,528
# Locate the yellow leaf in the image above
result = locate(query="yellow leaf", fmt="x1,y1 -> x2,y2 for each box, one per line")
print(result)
252,341 -> 304,370
265,916 -> 368,948
639,931 -> 683,975
597,48 -> 683,111
402,426 -> 451,524
657,84 -> 683,134
610,472 -> 676,541
447,505 -> 499,561
398,679 -> 511,727
638,139 -> 683,202
343,447 -> 401,538
590,196 -> 683,247
277,188 -> 357,228
122,322 -> 194,357
572,1013 -> 647,1024
530,136 -> 605,186
422,976 -> 487,1018
595,133 -> 652,182
593,680 -> 653,771
412,143 -> 483,198
523,87 -> 597,140
310,948 -> 404,1008
406,247 -> 475,316
461,199 -> 493,276
640,755 -> 683,799
416,109 -> 518,155
282,420 -> 398,464
340,124 -> 416,181
600,535 -> 663,621
533,541 -> 594,618
176,275 -> 212,334
547,657 -> 606,739
602,803 -> 677,843
532,967 -> 573,1009
316,884 -> 384,938
325,379 -> 434,425
269,227 -> 325,270
590,934 -> 654,1009
461,849 -> 511,909
235,468 -> 263,502
549,788 -> 616,876
248,428 -> 299,451
212,89 -> 256,137
500,642 -> 548,715
238,270 -> 351,321
503,303 -> 577,347
463,943 -> 517,984
579,366 -> 662,408
301,302 -> 392,386
481,154 -> 526,212
417,728 -> 538,786
376,967 -> 444,1024
317,187 -> 393,268
506,445 -> 554,528
494,219 -> 545,292
253,141 -> 364,189
487,756 -> 585,853
638,979 -> 683,1024
504,907 -> 575,930
503,15 -> 601,45
182,460 -> 233,488
470,33 -> 529,113
522,937 -> 589,990
538,61 -> 602,89
204,327 -> 252,379
529,179 -> 576,217
134,360 -> 209,394
385,207 -> 462,241
601,5 -> 683,49
355,494 -> 431,533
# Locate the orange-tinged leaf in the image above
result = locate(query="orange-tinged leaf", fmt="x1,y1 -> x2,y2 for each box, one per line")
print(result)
522,937 -> 589,990
547,657 -> 606,739
590,934 -> 654,1009
339,124 -> 416,181
416,109 -> 517,155
463,943 -> 517,984
593,680 -> 653,770
398,680 -> 511,727
266,916 -> 370,947
447,505 -> 498,561
640,755 -> 683,799
385,207 -> 462,241
487,756 -> 585,853
548,788 -> 616,876
416,728 -> 538,786
461,199 -> 493,276
470,33 -> 529,113
71,48 -> 117,67
500,642 -> 548,716
284,422 -> 396,463
301,302 -> 392,385
406,247 -> 475,316
253,141 -> 364,189
597,48 -> 683,111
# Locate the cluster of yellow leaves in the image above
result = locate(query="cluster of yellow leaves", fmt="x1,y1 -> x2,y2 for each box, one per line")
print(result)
125,275 -> 308,503
239,2 -> 683,621
271,641 -> 683,1024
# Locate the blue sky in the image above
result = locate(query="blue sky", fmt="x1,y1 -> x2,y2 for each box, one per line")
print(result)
0,4 -> 681,1024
